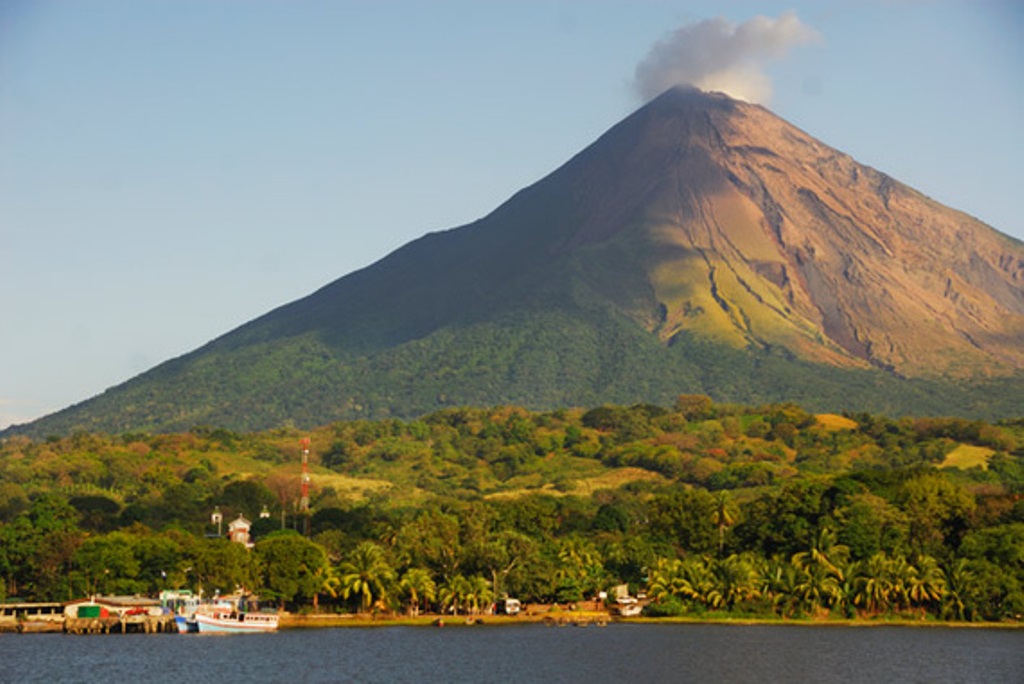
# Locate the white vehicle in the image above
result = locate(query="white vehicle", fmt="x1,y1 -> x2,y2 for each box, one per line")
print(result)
495,598 -> 521,615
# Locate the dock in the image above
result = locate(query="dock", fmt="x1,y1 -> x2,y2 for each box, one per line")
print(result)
63,614 -> 176,634
1,598 -> 177,635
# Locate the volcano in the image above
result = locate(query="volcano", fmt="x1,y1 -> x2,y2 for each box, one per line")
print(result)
10,87 -> 1024,435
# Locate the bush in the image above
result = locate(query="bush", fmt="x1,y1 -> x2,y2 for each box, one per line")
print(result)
643,596 -> 686,617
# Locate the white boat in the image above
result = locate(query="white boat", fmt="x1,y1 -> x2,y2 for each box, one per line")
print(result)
159,590 -> 200,633
193,606 -> 279,633
616,597 -> 644,617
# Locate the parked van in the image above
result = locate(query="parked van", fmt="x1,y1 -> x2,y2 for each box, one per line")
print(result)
495,598 -> 521,615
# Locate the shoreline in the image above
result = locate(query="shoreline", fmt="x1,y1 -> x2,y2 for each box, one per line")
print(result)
279,611 -> 1024,631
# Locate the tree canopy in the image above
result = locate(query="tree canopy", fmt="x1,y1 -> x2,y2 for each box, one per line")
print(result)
1,400 -> 1022,621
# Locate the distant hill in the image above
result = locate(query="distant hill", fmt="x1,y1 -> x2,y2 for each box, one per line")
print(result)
7,87 -> 1023,436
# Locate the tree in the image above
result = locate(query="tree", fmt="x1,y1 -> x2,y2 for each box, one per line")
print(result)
907,555 -> 945,616
675,395 -> 713,420
266,473 -> 302,531
439,574 -> 471,615
798,566 -> 839,615
554,537 -> 605,602
792,528 -> 849,582
220,479 -> 276,520
339,541 -> 395,613
959,523 -> 1024,571
464,574 -> 493,616
960,558 -> 1024,621
73,532 -> 142,596
601,534 -> 659,590
190,538 -> 254,597
396,509 -> 462,578
399,568 -> 436,616
734,482 -> 828,558
309,562 -> 340,612
0,482 -> 29,522
712,492 -> 736,558
1,495 -> 82,600
707,554 -> 759,610
837,492 -> 909,560
852,552 -> 894,616
898,474 -> 975,558
648,558 -> 692,603
648,489 -> 718,555
647,556 -> 713,610
787,528 -> 849,615
759,555 -> 802,618
254,533 -> 330,608
941,558 -> 974,621
68,495 -> 121,532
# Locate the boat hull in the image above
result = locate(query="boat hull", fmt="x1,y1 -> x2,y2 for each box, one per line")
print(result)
193,612 -> 278,634
174,615 -> 198,633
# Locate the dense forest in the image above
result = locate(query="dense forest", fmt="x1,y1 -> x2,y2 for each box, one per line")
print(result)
1,398 -> 1022,622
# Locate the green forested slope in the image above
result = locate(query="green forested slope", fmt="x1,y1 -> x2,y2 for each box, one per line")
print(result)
2,401 -> 1022,621
14,300 -> 1024,437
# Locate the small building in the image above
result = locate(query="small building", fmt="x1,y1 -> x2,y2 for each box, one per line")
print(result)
0,602 -> 65,632
64,595 -> 162,619
228,514 -> 253,548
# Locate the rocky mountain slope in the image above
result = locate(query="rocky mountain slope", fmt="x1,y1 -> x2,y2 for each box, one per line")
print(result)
8,87 -> 1023,436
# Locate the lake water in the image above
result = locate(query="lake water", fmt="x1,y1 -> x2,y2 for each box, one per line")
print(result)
1,623 -> 1021,683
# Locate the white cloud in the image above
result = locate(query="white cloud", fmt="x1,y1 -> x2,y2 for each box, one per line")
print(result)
633,12 -> 820,103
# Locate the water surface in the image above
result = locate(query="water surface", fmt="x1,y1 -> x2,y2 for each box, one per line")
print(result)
2,623 -> 1020,683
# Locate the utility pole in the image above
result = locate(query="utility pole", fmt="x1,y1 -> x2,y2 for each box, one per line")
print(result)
211,506 -> 223,537
300,437 -> 311,536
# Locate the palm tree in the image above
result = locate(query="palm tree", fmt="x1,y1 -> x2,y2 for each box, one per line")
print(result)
790,528 -> 848,616
759,555 -> 802,618
399,567 -> 436,616
464,574 -> 493,616
648,557 -> 701,604
685,557 -> 717,608
439,574 -> 471,615
339,541 -> 396,614
648,558 -> 682,601
852,552 -> 893,616
836,561 -> 860,618
707,554 -> 759,611
792,528 -> 849,581
312,564 -> 340,613
712,492 -> 736,558
941,558 -> 974,622
794,561 -> 842,615
907,555 -> 945,617
887,555 -> 916,613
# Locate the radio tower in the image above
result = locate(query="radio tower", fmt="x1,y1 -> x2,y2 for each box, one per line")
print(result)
299,437 -> 311,535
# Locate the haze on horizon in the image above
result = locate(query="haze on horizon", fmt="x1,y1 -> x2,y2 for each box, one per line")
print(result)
1,1 -> 1021,430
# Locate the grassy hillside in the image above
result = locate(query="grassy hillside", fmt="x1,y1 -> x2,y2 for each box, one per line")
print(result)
4,401 -> 1022,526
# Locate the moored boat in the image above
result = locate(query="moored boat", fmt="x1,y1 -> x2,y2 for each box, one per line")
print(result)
193,606 -> 279,633
160,590 -> 200,633
174,615 -> 199,633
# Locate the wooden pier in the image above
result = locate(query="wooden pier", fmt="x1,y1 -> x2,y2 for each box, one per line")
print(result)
1,599 -> 177,635
64,614 -> 176,635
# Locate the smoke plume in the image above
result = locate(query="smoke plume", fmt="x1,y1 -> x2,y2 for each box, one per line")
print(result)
633,12 -> 819,104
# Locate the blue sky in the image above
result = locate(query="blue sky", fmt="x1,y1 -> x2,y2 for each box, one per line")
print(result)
1,1 -> 1021,430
